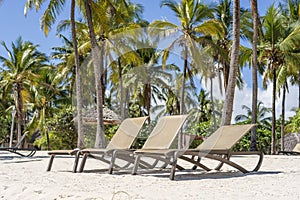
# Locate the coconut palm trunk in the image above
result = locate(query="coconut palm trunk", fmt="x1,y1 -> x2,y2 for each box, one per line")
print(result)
210,76 -> 217,130
281,85 -> 286,151
298,70 -> 300,108
84,0 -> 106,148
250,0 -> 258,151
71,0 -> 84,148
180,46 -> 188,116
118,58 -> 125,120
179,46 -> 188,148
14,83 -> 24,145
271,67 -> 276,154
221,0 -> 240,126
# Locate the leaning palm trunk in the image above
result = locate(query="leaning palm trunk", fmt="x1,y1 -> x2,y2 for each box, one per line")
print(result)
84,0 -> 106,148
250,0 -> 258,151
71,0 -> 84,148
221,0 -> 240,126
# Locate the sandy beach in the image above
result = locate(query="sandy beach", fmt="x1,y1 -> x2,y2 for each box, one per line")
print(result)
0,151 -> 299,200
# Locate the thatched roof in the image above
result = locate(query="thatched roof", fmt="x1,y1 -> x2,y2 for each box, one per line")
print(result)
76,107 -> 121,125
283,133 -> 300,151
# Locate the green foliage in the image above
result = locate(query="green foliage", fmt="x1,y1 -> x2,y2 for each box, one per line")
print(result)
285,109 -> 300,133
232,123 -> 281,154
0,114 -> 11,145
34,105 -> 77,150
105,124 -> 119,141
186,120 -> 215,148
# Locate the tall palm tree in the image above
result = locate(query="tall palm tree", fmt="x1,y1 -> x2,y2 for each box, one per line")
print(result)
83,0 -> 106,148
150,0 -> 223,148
213,0 -> 248,92
80,0 -> 144,147
277,0 -> 300,150
95,1 -> 144,120
221,0 -> 240,125
24,0 -> 85,148
0,37 -> 48,144
279,0 -> 300,108
260,4 -> 300,154
123,50 -> 176,118
150,0 -> 223,118
27,65 -> 69,150
213,0 -> 232,91
250,0 -> 259,151
51,34 -> 76,96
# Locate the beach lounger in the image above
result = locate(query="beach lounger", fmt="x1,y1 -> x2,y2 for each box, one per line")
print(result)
0,147 -> 36,157
47,116 -> 148,172
132,124 -> 264,180
278,143 -> 300,155
78,115 -> 189,174
0,132 -> 36,157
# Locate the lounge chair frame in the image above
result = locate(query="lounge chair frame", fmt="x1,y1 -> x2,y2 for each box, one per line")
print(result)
0,132 -> 36,157
278,143 -> 300,155
47,116 -> 148,172
132,124 -> 264,180
79,115 -> 189,174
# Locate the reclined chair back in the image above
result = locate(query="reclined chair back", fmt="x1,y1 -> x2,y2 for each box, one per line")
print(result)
106,116 -> 148,149
196,124 -> 256,151
142,115 -> 188,150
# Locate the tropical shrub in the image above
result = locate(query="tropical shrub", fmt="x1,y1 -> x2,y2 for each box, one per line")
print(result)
34,106 -> 77,150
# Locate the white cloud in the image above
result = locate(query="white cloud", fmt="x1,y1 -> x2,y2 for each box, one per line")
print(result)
202,77 -> 299,123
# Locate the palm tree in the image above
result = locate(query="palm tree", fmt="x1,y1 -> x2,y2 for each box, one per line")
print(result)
81,0 -> 144,147
194,89 -> 212,123
82,0 -> 106,148
0,37 -> 48,144
151,73 -> 198,117
51,34 -> 77,96
70,0 -> 85,148
150,0 -> 223,116
250,0 -> 259,151
277,0 -> 300,151
95,1 -> 144,120
27,65 -> 69,150
213,0 -> 232,91
213,0 -> 248,92
221,0 -> 240,125
24,0 -> 86,148
260,4 -> 300,154
123,50 -> 176,119
279,0 -> 300,108
235,101 -> 272,124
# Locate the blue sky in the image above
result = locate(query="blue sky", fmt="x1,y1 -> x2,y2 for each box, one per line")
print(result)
1,0 -> 295,120
0,0 -> 275,56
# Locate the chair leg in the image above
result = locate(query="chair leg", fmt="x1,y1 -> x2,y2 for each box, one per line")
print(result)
78,153 -> 88,173
253,151 -> 264,172
108,151 -> 118,174
170,152 -> 178,180
73,151 -> 81,173
192,156 -> 201,170
46,155 -> 55,171
132,155 -> 141,175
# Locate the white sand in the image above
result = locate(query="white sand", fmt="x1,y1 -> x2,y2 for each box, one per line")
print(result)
0,151 -> 299,200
